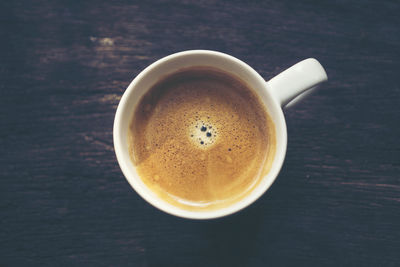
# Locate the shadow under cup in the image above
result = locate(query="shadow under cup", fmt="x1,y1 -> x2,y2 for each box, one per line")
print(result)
113,50 -> 287,219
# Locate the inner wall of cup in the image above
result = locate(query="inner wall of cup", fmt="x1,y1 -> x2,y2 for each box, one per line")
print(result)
117,51 -> 286,218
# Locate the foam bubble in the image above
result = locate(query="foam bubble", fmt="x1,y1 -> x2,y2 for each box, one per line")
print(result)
189,117 -> 218,148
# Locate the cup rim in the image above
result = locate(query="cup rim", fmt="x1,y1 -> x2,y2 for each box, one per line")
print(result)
113,50 -> 287,219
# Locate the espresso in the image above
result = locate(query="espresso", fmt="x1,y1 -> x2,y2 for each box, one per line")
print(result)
128,67 -> 276,211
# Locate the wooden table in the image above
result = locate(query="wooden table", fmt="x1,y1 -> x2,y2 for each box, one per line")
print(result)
1,0 -> 399,266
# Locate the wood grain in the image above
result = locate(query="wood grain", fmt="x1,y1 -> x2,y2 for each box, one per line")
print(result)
1,0 -> 399,266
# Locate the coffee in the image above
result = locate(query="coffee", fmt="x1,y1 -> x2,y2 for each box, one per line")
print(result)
128,67 -> 276,211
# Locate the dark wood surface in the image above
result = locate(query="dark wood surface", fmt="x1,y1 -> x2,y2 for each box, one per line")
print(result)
1,0 -> 399,266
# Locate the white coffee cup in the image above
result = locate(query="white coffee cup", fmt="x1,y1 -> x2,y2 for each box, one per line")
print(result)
113,50 -> 327,219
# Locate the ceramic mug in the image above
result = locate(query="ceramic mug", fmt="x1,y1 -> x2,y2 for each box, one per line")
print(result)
113,50 -> 327,219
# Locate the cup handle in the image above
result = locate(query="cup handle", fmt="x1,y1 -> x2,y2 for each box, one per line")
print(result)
266,58 -> 328,108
